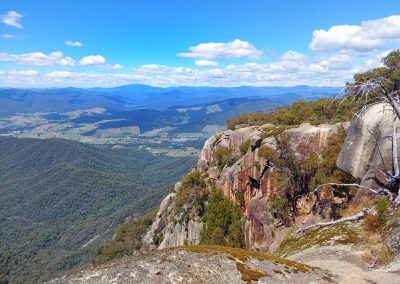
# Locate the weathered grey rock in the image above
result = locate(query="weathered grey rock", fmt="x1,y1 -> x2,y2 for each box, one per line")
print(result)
337,103 -> 400,198
50,247 -> 335,284
158,220 -> 203,249
302,200 -> 335,226
142,192 -> 176,251
285,123 -> 339,156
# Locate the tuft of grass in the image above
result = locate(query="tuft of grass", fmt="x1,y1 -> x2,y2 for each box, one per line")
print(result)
236,262 -> 268,283
273,269 -> 284,275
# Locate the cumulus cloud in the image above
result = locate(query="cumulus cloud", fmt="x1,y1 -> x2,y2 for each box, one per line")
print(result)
79,55 -> 106,65
1,10 -> 23,29
79,55 -> 122,69
0,51 -> 75,66
65,40 -> 83,47
309,15 -> 400,52
178,39 -> 263,59
195,60 -> 218,67
1,34 -> 14,39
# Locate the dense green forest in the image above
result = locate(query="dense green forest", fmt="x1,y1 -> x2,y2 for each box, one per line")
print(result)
0,137 -> 195,283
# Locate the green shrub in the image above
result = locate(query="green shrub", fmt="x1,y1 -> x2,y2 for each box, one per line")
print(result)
375,197 -> 389,225
214,147 -> 237,169
227,112 -> 270,129
258,145 -> 278,161
268,196 -> 291,225
201,189 -> 244,248
181,171 -> 206,189
175,171 -> 208,217
239,140 -> 251,156
236,191 -> 245,208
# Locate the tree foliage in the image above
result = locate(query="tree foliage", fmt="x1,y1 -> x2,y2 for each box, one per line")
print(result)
0,136 -> 195,284
200,189 -> 244,248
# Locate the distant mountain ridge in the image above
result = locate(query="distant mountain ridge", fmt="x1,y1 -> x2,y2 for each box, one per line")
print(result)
0,85 -> 340,116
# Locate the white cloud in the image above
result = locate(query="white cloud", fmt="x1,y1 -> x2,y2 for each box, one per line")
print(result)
79,55 -> 106,65
79,55 -> 122,69
134,64 -> 193,74
65,40 -> 83,47
195,60 -> 218,67
0,51 -> 75,66
1,10 -> 23,29
316,54 -> 352,70
0,50 -> 363,88
178,39 -> 263,59
8,70 -> 38,76
45,71 -> 74,78
309,15 -> 400,52
1,34 -> 14,39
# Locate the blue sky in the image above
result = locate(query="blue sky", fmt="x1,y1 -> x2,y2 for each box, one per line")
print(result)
0,0 -> 400,87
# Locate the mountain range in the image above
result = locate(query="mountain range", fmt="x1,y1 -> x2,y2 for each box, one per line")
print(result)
0,85 -> 340,116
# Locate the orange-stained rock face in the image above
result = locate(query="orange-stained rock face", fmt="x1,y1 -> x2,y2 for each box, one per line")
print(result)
143,122 -> 342,253
196,123 -> 340,251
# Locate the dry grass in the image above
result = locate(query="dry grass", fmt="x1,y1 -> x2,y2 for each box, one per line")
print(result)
180,245 -> 315,273
236,262 -> 268,283
274,222 -> 362,258
363,213 -> 381,232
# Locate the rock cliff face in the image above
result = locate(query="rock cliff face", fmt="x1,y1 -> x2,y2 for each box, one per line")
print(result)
143,122 -> 342,252
141,183 -> 203,251
337,103 -> 400,202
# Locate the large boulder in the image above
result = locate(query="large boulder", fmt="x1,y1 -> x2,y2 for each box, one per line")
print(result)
337,103 -> 400,200
284,123 -> 340,156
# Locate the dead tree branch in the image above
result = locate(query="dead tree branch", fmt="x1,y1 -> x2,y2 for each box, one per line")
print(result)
296,208 -> 371,233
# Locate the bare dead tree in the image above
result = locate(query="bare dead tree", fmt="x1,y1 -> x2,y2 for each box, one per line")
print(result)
298,74 -> 400,233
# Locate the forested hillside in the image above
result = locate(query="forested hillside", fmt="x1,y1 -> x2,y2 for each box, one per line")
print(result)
0,137 -> 196,283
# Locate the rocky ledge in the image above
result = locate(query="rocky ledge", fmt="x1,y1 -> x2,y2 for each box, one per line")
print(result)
50,246 -> 335,284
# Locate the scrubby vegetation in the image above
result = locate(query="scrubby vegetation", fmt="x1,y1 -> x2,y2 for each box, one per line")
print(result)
92,208 -> 158,265
201,189 -> 245,248
258,126 -> 356,218
364,197 -> 390,232
174,171 -> 209,218
214,147 -> 237,169
0,136 -> 195,284
239,139 -> 251,155
275,222 -> 363,258
227,112 -> 270,130
268,196 -> 292,225
227,98 -> 357,130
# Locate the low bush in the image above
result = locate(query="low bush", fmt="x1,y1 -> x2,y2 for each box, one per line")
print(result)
214,147 -> 237,169
181,171 -> 206,189
268,196 -> 292,225
201,189 -> 245,248
175,171 -> 208,217
239,140 -> 251,156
